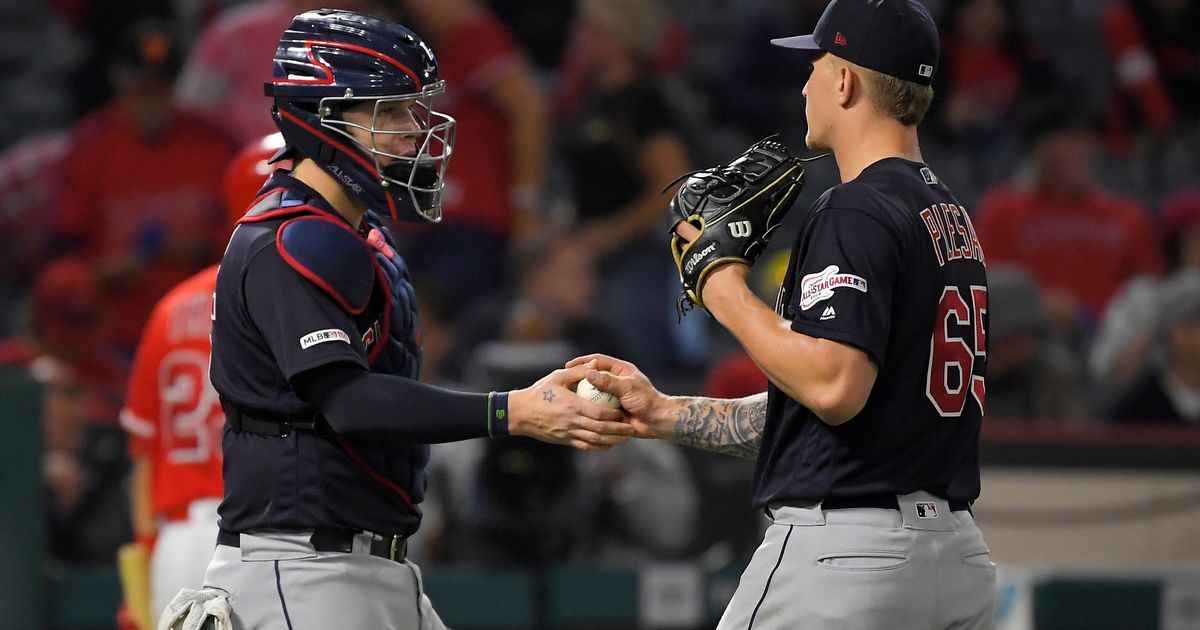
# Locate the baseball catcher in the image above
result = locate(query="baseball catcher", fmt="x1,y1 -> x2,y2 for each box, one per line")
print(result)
668,136 -> 808,314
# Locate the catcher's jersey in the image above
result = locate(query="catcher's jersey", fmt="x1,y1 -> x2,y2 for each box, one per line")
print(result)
210,174 -> 425,537
753,158 -> 987,507
120,266 -> 224,520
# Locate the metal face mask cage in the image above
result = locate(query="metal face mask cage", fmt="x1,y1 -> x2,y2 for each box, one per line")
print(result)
319,82 -> 456,222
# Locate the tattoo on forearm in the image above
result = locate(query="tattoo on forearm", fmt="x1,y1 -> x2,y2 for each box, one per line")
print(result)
673,392 -> 767,459
543,389 -> 556,402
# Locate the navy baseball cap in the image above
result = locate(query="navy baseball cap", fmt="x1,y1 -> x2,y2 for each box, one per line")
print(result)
771,0 -> 939,86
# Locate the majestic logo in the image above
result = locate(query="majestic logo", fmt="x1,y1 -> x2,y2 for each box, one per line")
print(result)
300,328 -> 351,349
915,501 -> 939,519
728,220 -> 753,238
327,164 -> 363,194
918,64 -> 934,78
834,32 -> 848,46
820,306 -> 837,321
684,243 -> 717,274
799,265 -> 867,310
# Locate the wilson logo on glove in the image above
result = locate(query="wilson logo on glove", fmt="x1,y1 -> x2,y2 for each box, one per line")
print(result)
728,221 -> 753,238
685,243 -> 717,274
667,136 -> 823,315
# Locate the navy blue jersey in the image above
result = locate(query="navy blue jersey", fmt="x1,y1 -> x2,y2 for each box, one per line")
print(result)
753,158 -> 987,507
210,173 -> 426,535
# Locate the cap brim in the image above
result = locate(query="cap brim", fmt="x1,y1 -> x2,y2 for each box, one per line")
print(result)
770,34 -> 821,50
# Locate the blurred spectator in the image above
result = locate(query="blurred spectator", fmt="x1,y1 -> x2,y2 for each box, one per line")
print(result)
984,265 -> 1088,421
0,258 -> 130,566
1100,0 -> 1200,150
442,231 -> 623,384
555,0 -> 697,374
52,0 -> 174,122
1091,189 -> 1200,388
398,0 -> 549,312
425,435 -> 698,567
1,1 -> 74,148
0,131 -> 72,336
684,0 -> 815,149
53,19 -> 236,354
175,0 -> 376,144
973,115 -> 1162,338
928,0 -> 1057,196
1101,270 -> 1200,424
485,0 -> 577,72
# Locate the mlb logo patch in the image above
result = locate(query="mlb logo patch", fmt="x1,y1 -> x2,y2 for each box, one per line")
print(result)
915,501 -> 939,519
920,167 -> 938,185
918,64 -> 933,78
300,328 -> 351,349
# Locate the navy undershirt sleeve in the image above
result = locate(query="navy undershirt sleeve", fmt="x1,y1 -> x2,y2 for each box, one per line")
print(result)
293,362 -> 510,442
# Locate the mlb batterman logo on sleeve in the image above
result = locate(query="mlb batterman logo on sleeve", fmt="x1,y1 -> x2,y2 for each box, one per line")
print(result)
299,328 -> 351,349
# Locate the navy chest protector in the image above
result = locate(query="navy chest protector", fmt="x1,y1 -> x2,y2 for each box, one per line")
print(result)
242,188 -> 422,378
233,188 -> 428,506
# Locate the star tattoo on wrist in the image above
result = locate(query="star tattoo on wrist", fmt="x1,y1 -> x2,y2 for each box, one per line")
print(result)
543,389 -> 556,402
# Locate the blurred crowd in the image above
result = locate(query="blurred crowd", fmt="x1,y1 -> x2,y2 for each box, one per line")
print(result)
0,0 -> 1197,581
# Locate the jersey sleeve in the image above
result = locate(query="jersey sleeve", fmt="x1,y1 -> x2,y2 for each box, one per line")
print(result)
243,245 -> 369,381
786,206 -> 901,366
121,299 -> 170,458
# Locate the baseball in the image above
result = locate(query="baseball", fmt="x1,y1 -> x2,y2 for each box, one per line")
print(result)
576,374 -> 621,410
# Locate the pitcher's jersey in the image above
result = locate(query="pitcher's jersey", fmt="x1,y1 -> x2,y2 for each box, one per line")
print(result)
753,158 -> 988,508
120,266 -> 224,520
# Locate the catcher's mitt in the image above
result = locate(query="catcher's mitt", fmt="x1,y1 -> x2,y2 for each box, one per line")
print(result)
669,136 -> 807,313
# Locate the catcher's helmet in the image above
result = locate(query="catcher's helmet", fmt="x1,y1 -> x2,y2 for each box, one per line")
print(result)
265,9 -> 455,222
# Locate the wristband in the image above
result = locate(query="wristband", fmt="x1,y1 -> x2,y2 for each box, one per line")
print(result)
487,391 -> 510,437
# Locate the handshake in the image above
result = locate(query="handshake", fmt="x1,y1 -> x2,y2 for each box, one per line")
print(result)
504,355 -> 671,451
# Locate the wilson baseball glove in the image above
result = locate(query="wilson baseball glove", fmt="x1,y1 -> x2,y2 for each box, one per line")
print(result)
669,136 -> 806,313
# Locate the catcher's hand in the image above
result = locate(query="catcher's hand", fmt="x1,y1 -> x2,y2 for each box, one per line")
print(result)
668,136 -> 806,313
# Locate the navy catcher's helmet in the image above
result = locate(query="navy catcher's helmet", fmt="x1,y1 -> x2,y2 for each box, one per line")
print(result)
265,9 -> 455,222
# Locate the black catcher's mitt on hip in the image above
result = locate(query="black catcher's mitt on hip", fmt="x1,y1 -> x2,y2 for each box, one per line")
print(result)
669,136 -> 806,314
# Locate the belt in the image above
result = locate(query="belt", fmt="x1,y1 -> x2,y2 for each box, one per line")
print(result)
221,401 -> 329,437
821,495 -> 971,512
217,528 -> 408,562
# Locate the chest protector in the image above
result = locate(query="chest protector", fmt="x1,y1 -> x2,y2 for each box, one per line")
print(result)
238,186 -> 430,505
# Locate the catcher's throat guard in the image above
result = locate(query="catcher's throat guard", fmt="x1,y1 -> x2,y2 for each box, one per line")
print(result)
668,137 -> 811,314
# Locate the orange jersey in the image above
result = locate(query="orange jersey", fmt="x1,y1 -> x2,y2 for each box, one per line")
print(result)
120,266 -> 223,520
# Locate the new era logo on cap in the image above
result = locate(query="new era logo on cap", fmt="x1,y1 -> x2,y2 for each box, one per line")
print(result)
769,0 -> 940,86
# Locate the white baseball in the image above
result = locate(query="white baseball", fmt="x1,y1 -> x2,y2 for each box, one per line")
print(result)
576,374 -> 621,410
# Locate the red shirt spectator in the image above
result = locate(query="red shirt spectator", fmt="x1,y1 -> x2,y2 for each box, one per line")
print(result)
0,131 -> 71,285
57,102 -> 234,351
175,0 -> 309,143
974,125 -> 1161,317
433,11 -> 527,236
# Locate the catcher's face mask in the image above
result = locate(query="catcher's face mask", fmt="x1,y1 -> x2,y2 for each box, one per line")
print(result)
324,87 -> 456,223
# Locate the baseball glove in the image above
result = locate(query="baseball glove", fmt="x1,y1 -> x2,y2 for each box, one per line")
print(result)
669,136 -> 806,314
